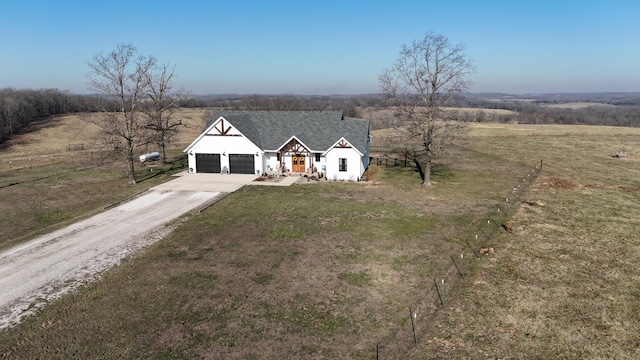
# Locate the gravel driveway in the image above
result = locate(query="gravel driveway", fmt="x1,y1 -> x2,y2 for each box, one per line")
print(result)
0,173 -> 256,329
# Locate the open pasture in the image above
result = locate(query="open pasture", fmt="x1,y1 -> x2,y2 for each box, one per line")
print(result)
0,117 -> 639,358
0,108 -> 209,170
0,109 -> 210,250
542,101 -> 617,110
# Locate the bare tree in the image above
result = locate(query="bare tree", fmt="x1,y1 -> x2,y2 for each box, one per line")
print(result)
379,32 -> 475,186
86,43 -> 156,184
142,63 -> 188,163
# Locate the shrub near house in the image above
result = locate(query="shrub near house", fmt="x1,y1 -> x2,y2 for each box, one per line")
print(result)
184,111 -> 371,181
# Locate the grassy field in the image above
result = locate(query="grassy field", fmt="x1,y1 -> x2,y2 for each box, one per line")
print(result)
359,107 -> 518,129
543,102 -> 617,110
421,124 -> 640,359
1,115 -> 640,358
0,109 -> 210,251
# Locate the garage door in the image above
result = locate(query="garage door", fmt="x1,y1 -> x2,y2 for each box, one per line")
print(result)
229,154 -> 255,174
195,153 -> 221,173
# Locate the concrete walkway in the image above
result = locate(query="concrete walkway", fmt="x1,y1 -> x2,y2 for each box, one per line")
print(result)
249,175 -> 300,186
155,172 -> 303,190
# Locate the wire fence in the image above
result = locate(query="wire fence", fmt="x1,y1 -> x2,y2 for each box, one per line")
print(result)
0,147 -> 542,357
372,155 -> 410,168
0,150 -> 110,172
372,161 -> 542,359
0,142 -> 193,173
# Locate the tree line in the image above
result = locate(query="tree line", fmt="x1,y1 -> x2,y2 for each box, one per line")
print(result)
180,94 -> 379,118
0,88 -> 108,141
4,36 -> 637,188
459,100 -> 640,127
188,93 -> 640,128
3,87 -> 638,146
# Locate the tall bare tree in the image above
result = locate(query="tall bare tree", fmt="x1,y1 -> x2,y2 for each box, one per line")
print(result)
379,32 -> 475,186
141,63 -> 188,163
86,43 -> 156,184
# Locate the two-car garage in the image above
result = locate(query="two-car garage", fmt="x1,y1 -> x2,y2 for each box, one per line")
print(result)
195,153 -> 255,174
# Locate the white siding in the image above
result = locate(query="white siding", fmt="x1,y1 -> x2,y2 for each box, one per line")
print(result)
185,117 -> 263,174
187,135 -> 261,174
264,152 -> 279,173
324,147 -> 363,181
311,152 -> 325,174
262,152 -> 327,174
185,115 -> 371,178
282,154 -> 292,172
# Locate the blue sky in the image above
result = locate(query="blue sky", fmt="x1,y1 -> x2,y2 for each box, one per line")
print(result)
1,0 -> 639,95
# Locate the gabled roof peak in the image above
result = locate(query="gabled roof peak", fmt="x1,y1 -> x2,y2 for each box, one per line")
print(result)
202,111 -> 369,153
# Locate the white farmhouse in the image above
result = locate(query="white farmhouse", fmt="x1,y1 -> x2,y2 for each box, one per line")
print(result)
184,111 -> 371,181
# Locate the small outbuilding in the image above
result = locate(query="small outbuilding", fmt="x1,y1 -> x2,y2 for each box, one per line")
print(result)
184,111 -> 371,181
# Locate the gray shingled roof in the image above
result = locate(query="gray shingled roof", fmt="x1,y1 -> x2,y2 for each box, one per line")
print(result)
206,111 -> 370,154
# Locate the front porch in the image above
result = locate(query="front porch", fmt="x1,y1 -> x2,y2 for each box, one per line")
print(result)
264,137 -> 325,178
261,165 -> 328,181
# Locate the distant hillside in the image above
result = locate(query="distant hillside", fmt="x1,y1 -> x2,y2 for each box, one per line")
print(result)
3,88 -> 640,145
464,92 -> 640,106
457,92 -> 640,127
543,102 -> 617,110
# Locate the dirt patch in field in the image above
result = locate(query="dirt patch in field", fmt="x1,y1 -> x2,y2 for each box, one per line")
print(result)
534,176 -> 578,190
618,186 -> 640,192
533,176 -> 636,192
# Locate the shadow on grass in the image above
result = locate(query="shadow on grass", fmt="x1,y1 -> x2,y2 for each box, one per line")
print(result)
0,165 -> 99,189
0,116 -> 65,150
393,161 -> 455,184
135,155 -> 188,183
431,163 -> 455,182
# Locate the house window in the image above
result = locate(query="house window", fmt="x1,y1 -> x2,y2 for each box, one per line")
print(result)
277,152 -> 281,161
339,158 -> 347,172
315,153 -> 321,162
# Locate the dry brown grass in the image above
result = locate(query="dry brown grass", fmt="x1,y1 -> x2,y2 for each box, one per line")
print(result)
443,106 -> 517,116
413,123 -> 640,359
543,102 -> 617,110
1,115 -> 640,358
359,106 -> 517,119
0,108 -> 209,170
359,106 -> 518,131
0,109 -> 211,250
